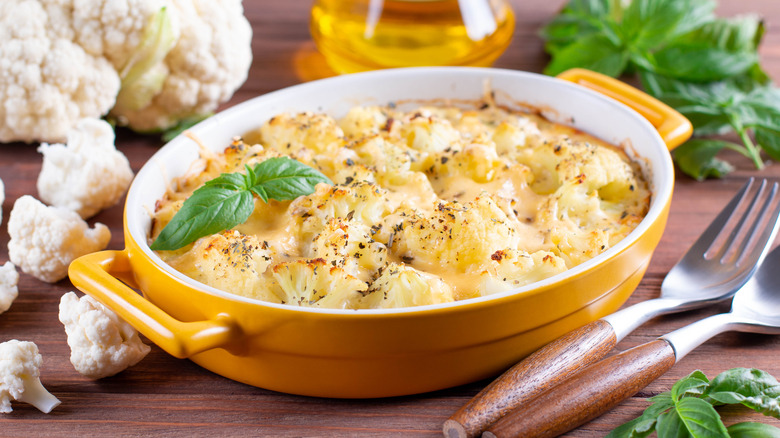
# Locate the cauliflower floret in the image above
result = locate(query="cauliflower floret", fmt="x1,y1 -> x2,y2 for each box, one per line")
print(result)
8,195 -> 111,283
0,340 -> 60,414
0,262 -> 19,315
0,0 -> 251,142
386,196 -> 521,272
306,218 -> 388,282
166,230 -> 280,302
70,0 -> 170,71
532,139 -> 649,262
37,118 -> 134,219
339,105 -> 391,138
546,219 -> 612,267
399,110 -> 461,154
349,135 -> 418,184
331,163 -> 378,185
359,263 -> 454,309
347,135 -> 437,207
492,116 -> 543,156
258,111 -> 354,176
0,1 -> 121,143
288,181 -> 393,240
270,258 -> 367,309
58,292 -> 151,379
477,249 -> 568,296
430,141 -> 505,184
110,0 -> 252,132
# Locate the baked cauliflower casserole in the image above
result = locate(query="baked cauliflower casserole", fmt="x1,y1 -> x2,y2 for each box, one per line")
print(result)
150,101 -> 650,309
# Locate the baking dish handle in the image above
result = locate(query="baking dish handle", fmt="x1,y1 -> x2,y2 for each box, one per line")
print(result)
68,250 -> 240,359
557,68 -> 692,150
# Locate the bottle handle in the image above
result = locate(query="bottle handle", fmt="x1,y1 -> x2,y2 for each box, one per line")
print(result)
557,68 -> 692,150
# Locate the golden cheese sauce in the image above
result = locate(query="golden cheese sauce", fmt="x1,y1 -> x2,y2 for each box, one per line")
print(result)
151,102 -> 650,309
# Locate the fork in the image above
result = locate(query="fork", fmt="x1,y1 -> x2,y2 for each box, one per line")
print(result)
444,178 -> 780,438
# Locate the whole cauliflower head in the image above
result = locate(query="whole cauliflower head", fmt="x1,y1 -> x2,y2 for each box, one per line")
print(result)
0,0 -> 251,143
0,340 -> 60,414
8,195 -> 111,283
37,118 -> 134,219
0,262 -> 19,315
58,292 -> 151,379
0,0 -> 120,143
110,0 -> 253,132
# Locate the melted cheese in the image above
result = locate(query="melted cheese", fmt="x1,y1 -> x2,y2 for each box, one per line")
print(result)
151,102 -> 650,309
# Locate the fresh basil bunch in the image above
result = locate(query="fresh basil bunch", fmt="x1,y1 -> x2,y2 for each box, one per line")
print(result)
150,157 -> 331,251
541,0 -> 780,180
608,368 -> 780,438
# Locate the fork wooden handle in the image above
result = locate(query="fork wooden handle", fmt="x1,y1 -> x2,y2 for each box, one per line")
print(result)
483,339 -> 676,438
443,319 -> 617,438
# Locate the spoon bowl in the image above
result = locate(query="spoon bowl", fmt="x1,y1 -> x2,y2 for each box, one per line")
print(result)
730,245 -> 780,333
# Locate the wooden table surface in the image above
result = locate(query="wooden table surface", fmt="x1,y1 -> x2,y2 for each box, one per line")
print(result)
2,1 -> 780,436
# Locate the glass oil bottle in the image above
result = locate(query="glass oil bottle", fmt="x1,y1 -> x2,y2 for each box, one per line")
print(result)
310,0 -> 515,74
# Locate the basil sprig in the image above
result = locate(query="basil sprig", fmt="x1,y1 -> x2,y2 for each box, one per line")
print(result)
608,368 -> 780,438
541,0 -> 780,180
150,157 -> 331,251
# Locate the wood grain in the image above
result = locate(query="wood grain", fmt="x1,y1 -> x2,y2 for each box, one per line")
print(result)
444,320 -> 617,438
1,1 -> 780,437
483,340 -> 677,438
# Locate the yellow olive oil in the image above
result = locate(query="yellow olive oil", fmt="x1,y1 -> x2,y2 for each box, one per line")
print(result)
310,0 -> 515,73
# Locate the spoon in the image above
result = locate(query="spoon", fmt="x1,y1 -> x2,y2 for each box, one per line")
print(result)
483,244 -> 780,438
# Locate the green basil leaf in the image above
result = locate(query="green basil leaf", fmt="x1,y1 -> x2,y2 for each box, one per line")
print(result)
621,0 -> 715,49
727,422 -> 780,438
150,186 -> 254,251
683,110 -> 733,136
755,127 -> 780,161
150,157 -> 331,251
640,71 -> 760,136
540,0 -> 623,53
203,171 -> 248,191
606,416 -> 657,438
610,369 -> 780,438
608,392 -> 676,438
565,0 -> 621,17
680,15 -> 764,52
674,397 -> 730,438
544,33 -> 629,77
656,409 -> 693,438
673,139 -> 736,181
651,44 -> 757,81
541,13 -> 603,54
705,368 -> 780,418
247,157 -> 331,202
735,88 -> 780,132
672,370 -> 711,401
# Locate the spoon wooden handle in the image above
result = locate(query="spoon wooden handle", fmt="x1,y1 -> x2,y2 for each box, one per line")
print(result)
483,339 -> 676,438
443,319 -> 617,438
